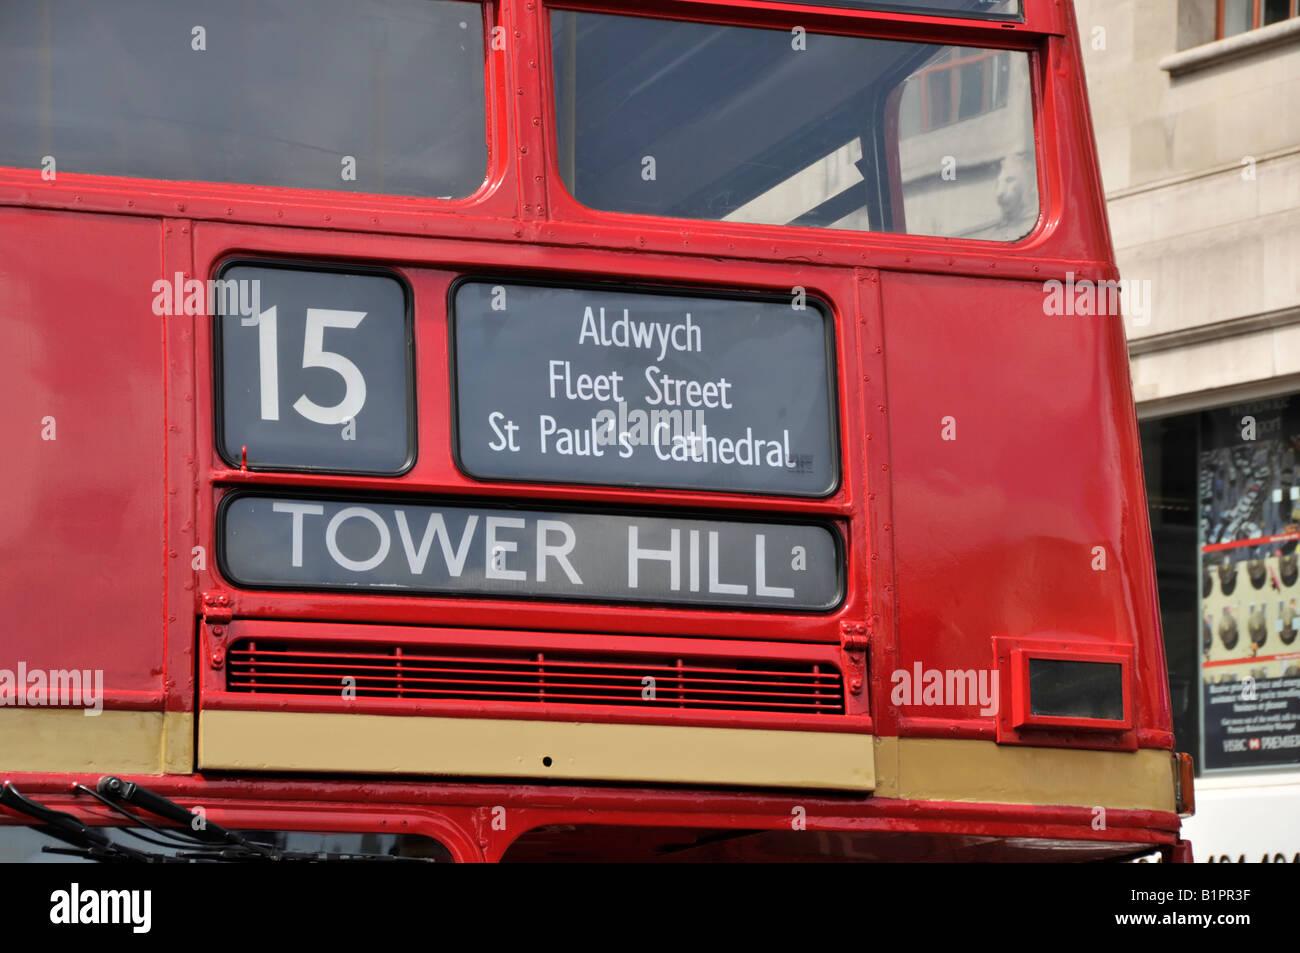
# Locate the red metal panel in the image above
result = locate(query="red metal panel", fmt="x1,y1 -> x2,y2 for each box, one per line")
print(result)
855,268 -> 901,737
881,270 -> 1170,743
0,771 -> 1180,863
162,218 -> 198,713
0,209 -> 166,699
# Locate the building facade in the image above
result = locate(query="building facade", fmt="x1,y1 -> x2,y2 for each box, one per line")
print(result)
1077,0 -> 1300,862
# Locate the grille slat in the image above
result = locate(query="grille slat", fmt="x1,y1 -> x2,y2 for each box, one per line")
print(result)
227,648 -> 834,679
228,659 -> 837,692
225,640 -> 846,715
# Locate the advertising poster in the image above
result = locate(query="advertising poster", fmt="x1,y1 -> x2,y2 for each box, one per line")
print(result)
1199,398 -> 1300,770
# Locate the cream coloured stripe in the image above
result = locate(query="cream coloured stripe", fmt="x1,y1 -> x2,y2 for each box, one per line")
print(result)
0,707 -> 1178,812
199,709 -> 876,792
874,736 -> 1177,812
0,709 -> 193,775
202,711 -> 1175,809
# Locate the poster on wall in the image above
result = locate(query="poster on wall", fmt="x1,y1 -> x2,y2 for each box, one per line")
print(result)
1198,397 -> 1300,770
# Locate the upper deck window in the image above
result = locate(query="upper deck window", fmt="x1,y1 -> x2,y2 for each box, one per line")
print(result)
772,0 -> 1022,20
0,0 -> 488,199
550,11 -> 1040,243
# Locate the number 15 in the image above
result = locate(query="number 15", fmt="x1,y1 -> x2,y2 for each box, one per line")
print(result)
251,307 -> 368,425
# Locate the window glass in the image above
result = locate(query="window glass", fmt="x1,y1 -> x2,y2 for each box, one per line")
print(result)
895,49 -> 1036,240
1222,0 -> 1254,37
0,825 -> 453,862
551,12 -> 1039,242
1264,0 -> 1293,26
0,0 -> 487,198
1140,414 -> 1201,768
1141,397 -> 1300,774
1028,659 -> 1124,720
215,262 -> 415,475
774,0 -> 1022,19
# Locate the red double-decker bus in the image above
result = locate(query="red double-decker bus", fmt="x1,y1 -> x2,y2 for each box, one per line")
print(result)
0,0 -> 1193,862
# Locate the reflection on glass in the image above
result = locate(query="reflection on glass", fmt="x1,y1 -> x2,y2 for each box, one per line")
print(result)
551,11 -> 1039,242
0,0 -> 488,198
0,825 -> 453,862
896,48 -> 1038,241
242,829 -> 452,861
778,0 -> 1021,19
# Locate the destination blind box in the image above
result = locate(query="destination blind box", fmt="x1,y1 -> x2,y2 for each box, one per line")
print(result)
451,279 -> 840,497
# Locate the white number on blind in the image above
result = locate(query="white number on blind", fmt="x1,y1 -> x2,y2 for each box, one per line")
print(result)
253,307 -> 368,425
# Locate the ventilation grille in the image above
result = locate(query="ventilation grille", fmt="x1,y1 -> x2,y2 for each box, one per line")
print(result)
225,640 -> 845,715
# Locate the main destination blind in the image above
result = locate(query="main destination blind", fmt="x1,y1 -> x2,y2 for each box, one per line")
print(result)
451,280 -> 839,497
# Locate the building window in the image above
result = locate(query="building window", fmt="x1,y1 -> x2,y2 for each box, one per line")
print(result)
1140,396 -> 1300,775
1217,0 -> 1300,39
